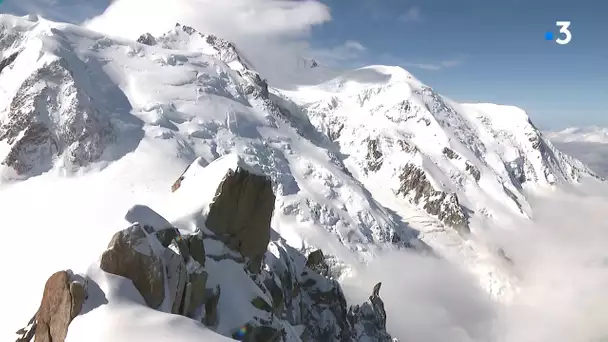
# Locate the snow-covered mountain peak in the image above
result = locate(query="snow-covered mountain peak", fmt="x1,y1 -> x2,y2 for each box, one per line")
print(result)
137,23 -> 255,73
284,65 -> 598,234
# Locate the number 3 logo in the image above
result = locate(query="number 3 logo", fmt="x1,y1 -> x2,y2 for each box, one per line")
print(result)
556,21 -> 572,45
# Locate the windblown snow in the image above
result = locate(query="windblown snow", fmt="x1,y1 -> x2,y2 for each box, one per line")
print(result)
0,13 -> 606,342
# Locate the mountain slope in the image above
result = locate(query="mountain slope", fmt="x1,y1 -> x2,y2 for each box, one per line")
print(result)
282,66 -> 596,233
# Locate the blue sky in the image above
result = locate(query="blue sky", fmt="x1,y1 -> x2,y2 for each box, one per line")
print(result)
310,0 -> 607,129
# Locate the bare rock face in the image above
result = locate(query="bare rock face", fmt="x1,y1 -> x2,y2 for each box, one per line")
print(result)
305,249 -> 329,276
300,269 -> 350,341
100,224 -> 165,309
347,282 -> 394,341
164,238 -> 189,315
365,138 -> 383,173
0,51 -> 18,74
0,58 -> 114,176
396,163 -> 469,233
136,33 -> 157,46
205,166 -> 275,273
15,270 -> 87,342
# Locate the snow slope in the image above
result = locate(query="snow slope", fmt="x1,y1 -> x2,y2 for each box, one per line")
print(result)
0,13 -> 602,342
284,68 -> 595,231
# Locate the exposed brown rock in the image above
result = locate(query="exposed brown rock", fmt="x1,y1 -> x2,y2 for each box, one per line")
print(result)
205,166 -> 275,273
100,224 -> 165,308
33,271 -> 86,342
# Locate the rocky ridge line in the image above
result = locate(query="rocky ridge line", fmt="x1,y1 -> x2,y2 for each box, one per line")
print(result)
15,160 -> 396,342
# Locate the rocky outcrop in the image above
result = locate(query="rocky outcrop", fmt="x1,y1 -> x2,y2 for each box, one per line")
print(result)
100,221 -> 214,321
442,147 -> 459,160
257,242 -> 397,342
366,138 -> 383,172
300,268 -> 350,340
136,33 -> 156,46
0,51 -> 18,74
0,58 -> 114,176
15,163 -> 395,342
396,163 -> 469,233
15,270 -> 87,342
205,166 -> 275,273
305,249 -> 329,276
465,161 -> 481,181
347,283 -> 393,341
100,224 -> 165,309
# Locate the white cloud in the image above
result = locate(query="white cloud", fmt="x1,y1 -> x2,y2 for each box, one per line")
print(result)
403,59 -> 462,70
86,0 -> 331,39
399,6 -> 422,23
310,40 -> 367,67
378,52 -> 465,72
83,0 -> 335,86
344,179 -> 608,341
343,40 -> 367,52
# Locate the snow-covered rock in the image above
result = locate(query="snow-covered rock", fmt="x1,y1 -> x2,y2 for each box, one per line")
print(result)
14,156 -> 396,342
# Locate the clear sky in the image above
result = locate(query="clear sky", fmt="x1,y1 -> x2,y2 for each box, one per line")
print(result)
310,0 -> 607,129
1,0 -> 606,130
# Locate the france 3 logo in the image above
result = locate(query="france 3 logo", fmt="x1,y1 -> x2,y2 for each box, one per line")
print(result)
545,21 -> 572,45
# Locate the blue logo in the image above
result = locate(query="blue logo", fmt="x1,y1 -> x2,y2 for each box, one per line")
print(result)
544,31 -> 554,41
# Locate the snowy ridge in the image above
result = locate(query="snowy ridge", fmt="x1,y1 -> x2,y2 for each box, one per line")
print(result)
13,154 -> 394,342
461,103 -> 598,185
139,23 -> 255,74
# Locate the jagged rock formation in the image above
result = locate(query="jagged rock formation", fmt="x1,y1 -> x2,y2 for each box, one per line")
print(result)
305,249 -> 330,276
0,58 -> 115,176
347,283 -> 393,341
14,160 -> 396,341
0,51 -> 18,74
15,271 -> 87,342
396,164 -> 469,233
100,224 -> 166,308
205,166 -> 276,273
